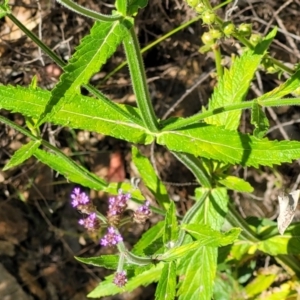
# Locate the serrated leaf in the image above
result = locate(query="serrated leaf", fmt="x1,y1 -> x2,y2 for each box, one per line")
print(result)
257,234 -> 300,256
177,246 -> 217,300
182,225 -> 241,246
132,146 -> 170,210
75,255 -> 134,270
155,261 -> 176,300
157,124 -> 300,167
87,263 -> 163,298
251,101 -> 269,138
163,202 -> 179,246
133,221 -> 164,255
38,21 -> 128,124
218,175 -> 254,192
170,188 -> 229,300
193,188 -> 229,230
0,85 -> 152,144
3,140 -> 41,170
258,68 -> 300,102
205,28 -> 277,131
34,148 -> 107,190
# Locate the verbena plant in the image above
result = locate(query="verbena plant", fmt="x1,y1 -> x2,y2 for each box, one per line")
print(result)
1,0 -> 300,298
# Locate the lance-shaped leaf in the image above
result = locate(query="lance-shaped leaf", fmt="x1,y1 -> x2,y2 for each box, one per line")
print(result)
132,146 -> 170,210
155,261 -> 176,300
251,101 -> 269,139
0,85 -> 152,144
3,140 -> 41,170
157,124 -> 300,168
87,263 -> 163,298
174,188 -> 229,300
205,28 -> 277,131
34,148 -> 107,190
75,255 -> 135,270
133,221 -> 164,256
218,175 -> 254,192
37,21 -> 129,124
163,202 -> 179,246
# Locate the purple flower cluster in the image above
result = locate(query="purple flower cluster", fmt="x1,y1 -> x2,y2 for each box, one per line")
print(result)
134,200 -> 151,224
78,213 -> 100,231
71,188 -> 99,231
71,188 -> 94,214
100,227 -> 123,247
113,271 -> 127,287
107,189 -> 130,226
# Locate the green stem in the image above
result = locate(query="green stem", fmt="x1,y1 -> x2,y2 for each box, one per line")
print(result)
212,43 -> 223,78
8,14 -> 65,68
100,15 -> 202,84
172,152 -> 212,188
122,24 -> 159,132
226,202 -> 259,242
55,0 -> 122,22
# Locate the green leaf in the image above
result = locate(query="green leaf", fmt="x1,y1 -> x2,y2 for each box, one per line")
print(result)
157,124 -> 300,167
115,0 -> 127,15
182,225 -> 241,246
0,85 -> 152,144
245,273 -> 276,298
172,189 -> 229,300
38,21 -> 128,124
155,261 -> 176,300
158,228 -> 238,263
133,221 -> 164,255
257,234 -> 300,255
218,175 -> 254,192
87,263 -> 163,298
258,68 -> 300,102
163,202 -> 179,247
177,247 -> 217,300
251,101 -> 269,138
205,28 -> 277,131
75,255 -> 134,270
132,146 -> 170,210
127,0 -> 148,15
0,0 -> 10,18
34,148 -> 107,190
3,140 -> 41,170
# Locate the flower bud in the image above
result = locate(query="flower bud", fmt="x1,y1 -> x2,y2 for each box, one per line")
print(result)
186,0 -> 199,8
210,28 -> 222,40
250,33 -> 262,46
201,32 -> 214,45
223,22 -> 235,36
195,3 -> 205,13
238,23 -> 252,36
202,11 -> 216,25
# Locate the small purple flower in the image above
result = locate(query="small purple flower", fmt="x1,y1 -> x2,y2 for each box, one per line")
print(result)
100,227 -> 123,247
71,188 -> 93,214
107,189 -> 130,226
71,188 -> 89,207
133,200 -> 151,224
113,271 -> 127,287
78,213 -> 100,231
108,189 -> 130,216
